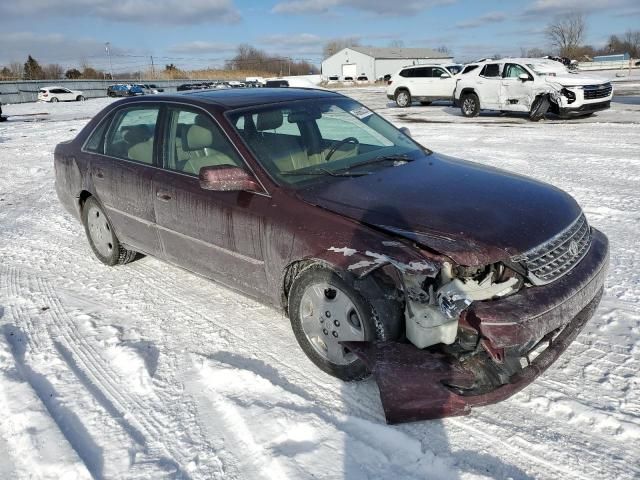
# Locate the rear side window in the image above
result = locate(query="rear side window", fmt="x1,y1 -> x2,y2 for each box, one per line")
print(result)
104,106 -> 160,164
462,65 -> 479,74
480,64 -> 501,77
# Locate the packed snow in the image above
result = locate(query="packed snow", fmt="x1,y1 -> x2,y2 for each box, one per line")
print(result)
0,88 -> 639,479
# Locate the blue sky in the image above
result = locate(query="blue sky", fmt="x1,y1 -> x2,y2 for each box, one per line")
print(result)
1,0 -> 639,72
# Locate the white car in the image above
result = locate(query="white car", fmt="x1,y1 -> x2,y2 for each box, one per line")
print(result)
453,58 -> 613,120
386,64 -> 459,107
38,86 -> 84,102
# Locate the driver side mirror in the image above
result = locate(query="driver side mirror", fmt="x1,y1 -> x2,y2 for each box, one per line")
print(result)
518,73 -> 530,82
399,127 -> 412,137
199,165 -> 261,192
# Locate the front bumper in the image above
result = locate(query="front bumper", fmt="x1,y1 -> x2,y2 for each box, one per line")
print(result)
344,228 -> 609,424
559,100 -> 611,116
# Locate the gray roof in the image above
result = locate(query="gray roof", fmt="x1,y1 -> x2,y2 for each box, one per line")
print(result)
348,46 -> 451,59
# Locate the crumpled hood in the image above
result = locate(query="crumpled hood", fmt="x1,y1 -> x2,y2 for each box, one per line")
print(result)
545,75 -> 610,87
297,153 -> 582,266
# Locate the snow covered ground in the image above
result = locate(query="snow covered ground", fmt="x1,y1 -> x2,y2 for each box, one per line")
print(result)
1,91 -> 639,479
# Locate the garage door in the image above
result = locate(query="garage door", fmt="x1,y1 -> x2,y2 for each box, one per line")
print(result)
342,64 -> 358,78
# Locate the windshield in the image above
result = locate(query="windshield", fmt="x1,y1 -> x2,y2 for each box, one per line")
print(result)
228,98 -> 426,187
446,65 -> 463,74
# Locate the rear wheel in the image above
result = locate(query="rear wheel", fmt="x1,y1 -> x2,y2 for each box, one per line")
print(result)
461,93 -> 480,117
395,90 -> 411,108
288,266 -> 398,381
82,196 -> 136,266
76,95 -> 85,101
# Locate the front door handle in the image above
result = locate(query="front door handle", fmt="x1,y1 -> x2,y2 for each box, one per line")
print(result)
156,191 -> 172,202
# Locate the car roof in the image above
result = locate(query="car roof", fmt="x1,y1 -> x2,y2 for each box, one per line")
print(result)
165,87 -> 340,109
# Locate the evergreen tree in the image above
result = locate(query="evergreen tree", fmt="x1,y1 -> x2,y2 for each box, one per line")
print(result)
23,55 -> 45,80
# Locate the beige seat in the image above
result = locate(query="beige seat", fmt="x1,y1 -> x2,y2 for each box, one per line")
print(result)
181,124 -> 237,174
126,126 -> 154,164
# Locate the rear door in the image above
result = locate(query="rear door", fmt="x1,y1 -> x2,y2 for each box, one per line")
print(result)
84,104 -> 162,255
476,63 -> 503,108
152,105 -> 269,296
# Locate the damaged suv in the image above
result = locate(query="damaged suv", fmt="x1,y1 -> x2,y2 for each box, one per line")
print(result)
454,58 -> 613,120
54,88 -> 608,423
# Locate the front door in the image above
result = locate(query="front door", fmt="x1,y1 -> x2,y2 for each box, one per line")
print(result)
500,63 -> 534,111
152,106 -> 269,296
87,104 -> 162,255
430,66 -> 456,98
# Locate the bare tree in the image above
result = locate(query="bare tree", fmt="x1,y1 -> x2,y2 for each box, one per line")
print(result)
43,63 -> 64,79
9,61 -> 24,79
623,30 -> 640,58
435,45 -> 451,55
546,13 -> 586,58
322,37 -> 361,59
388,39 -> 404,48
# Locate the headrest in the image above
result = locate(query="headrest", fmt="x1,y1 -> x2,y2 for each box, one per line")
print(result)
194,113 -> 211,128
185,124 -> 213,150
124,125 -> 152,144
256,110 -> 283,131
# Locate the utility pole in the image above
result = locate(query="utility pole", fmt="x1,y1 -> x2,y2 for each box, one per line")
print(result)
105,42 -> 114,80
151,56 -> 155,79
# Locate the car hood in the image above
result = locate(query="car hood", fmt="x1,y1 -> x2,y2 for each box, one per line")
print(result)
545,75 -> 609,87
297,153 -> 582,266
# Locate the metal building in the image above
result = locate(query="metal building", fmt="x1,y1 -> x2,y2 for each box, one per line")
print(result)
321,46 -> 453,81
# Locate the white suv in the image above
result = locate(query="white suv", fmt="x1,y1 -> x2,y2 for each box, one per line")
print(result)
453,58 -> 613,120
38,86 -> 85,102
386,64 -> 460,107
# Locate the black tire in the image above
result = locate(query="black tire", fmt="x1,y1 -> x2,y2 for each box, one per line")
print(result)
395,89 -> 412,108
529,95 -> 550,121
77,95 -> 85,101
419,101 -> 432,106
460,93 -> 480,117
108,92 -> 116,98
82,196 -> 136,266
50,97 -> 59,103
288,265 -> 400,381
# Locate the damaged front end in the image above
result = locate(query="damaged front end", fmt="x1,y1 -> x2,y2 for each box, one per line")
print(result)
343,225 -> 609,424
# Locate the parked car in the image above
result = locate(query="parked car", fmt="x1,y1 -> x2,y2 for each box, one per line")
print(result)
107,84 -> 143,97
137,84 -> 164,94
356,75 -> 369,85
265,79 -> 289,88
326,75 -> 340,85
54,88 -> 608,423
176,83 -> 209,91
342,76 -> 355,86
38,86 -> 84,102
386,64 -> 459,107
453,58 -> 613,120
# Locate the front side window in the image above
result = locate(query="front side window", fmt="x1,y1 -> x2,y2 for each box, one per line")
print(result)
432,67 -> 447,77
164,108 -> 243,175
503,63 -> 530,79
104,106 -> 159,164
480,64 -> 501,78
228,98 -> 425,187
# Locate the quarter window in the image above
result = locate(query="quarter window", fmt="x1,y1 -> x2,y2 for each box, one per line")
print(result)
104,106 -> 159,164
164,108 -> 243,175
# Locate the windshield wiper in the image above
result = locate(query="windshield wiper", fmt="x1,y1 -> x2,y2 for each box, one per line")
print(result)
332,154 -> 413,174
280,168 -> 368,177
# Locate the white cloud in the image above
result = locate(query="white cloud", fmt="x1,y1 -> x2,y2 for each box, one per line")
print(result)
0,0 -> 241,25
260,33 -> 324,47
522,0 -> 633,17
456,12 -> 506,29
168,41 -> 237,54
272,0 -> 455,16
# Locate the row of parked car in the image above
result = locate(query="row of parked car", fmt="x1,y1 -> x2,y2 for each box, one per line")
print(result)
384,57 -> 614,120
107,84 -> 165,97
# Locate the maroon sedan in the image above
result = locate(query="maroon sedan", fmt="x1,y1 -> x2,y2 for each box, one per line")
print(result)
55,88 -> 608,423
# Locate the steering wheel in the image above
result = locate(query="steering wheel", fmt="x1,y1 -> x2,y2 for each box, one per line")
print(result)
326,137 -> 359,161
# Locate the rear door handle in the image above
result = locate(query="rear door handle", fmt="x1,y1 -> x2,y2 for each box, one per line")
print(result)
156,191 -> 172,202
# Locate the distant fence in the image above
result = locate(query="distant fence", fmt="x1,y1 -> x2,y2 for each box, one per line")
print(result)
0,79 -> 209,104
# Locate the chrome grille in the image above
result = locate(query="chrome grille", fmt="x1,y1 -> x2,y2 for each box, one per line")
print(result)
583,83 -> 612,100
512,214 -> 591,285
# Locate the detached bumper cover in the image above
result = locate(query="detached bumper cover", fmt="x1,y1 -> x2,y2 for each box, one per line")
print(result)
344,228 -> 608,424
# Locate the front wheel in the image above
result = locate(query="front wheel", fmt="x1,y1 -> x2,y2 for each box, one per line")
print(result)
288,266 -> 389,381
77,95 -> 85,101
395,90 -> 411,108
529,95 -> 550,121
50,97 -> 59,103
460,93 -> 480,117
82,197 -> 136,266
